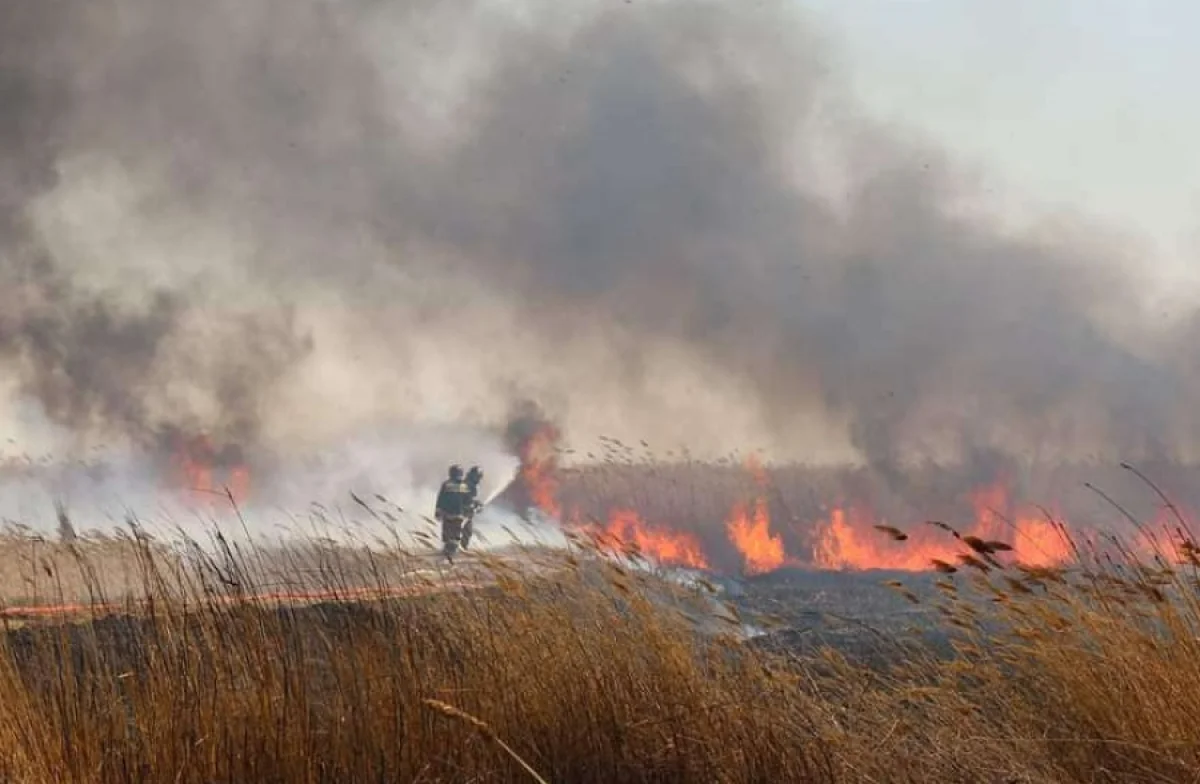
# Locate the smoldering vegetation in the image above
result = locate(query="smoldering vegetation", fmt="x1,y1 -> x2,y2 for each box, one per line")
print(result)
0,0 -> 1196,482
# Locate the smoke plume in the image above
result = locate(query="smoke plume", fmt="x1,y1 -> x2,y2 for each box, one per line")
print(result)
0,0 -> 1196,500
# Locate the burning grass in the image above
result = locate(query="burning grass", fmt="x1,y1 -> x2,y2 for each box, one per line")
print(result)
0,510 -> 1191,783
529,448 -> 1200,576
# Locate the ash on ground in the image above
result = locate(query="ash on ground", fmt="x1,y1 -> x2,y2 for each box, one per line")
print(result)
721,568 -> 974,666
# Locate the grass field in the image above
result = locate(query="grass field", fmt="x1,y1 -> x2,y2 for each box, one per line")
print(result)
0,476 -> 1197,782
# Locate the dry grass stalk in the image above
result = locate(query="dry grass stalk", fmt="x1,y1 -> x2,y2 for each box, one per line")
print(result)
422,699 -> 550,784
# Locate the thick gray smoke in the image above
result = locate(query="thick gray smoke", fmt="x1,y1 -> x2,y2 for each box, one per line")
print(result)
0,0 -> 1196,498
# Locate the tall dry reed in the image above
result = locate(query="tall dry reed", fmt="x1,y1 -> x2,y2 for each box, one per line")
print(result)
0,478 -> 1197,782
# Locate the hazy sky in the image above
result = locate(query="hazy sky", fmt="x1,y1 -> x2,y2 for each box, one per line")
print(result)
799,0 -> 1200,288
6,0 -> 1200,474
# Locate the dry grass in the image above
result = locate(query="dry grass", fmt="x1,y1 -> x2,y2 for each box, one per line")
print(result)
0,525 -> 180,608
0,490 -> 1198,781
0,527 -> 837,783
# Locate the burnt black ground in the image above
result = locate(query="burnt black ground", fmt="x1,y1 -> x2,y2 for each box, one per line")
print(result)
726,568 -> 983,665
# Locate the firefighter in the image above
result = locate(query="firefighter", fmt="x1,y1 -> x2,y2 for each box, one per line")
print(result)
465,465 -> 483,499
435,465 -> 473,552
462,465 -> 484,550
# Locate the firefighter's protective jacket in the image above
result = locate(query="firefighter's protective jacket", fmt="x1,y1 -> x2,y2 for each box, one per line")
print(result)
435,479 -> 473,518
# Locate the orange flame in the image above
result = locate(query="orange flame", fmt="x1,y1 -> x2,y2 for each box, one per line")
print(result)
812,506 -> 946,571
1012,514 -> 1068,567
587,508 -> 709,570
517,424 -> 562,519
171,434 -> 252,507
726,498 -> 786,575
534,447 -> 1088,576
1124,506 -> 1200,563
972,483 -> 1072,567
812,482 -> 1073,571
725,455 -> 793,574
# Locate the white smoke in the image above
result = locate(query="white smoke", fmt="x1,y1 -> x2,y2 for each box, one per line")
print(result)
0,421 -> 530,548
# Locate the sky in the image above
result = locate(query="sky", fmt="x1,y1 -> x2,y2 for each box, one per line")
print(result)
798,0 -> 1200,292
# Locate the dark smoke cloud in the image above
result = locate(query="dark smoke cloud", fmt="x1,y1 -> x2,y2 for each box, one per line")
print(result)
1,260 -> 178,437
0,0 -> 1194,478
0,2 -> 315,454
